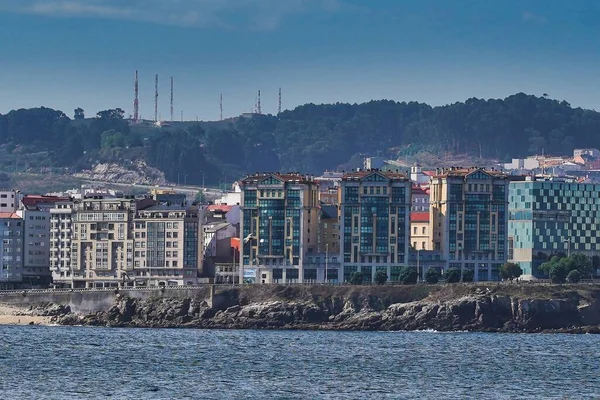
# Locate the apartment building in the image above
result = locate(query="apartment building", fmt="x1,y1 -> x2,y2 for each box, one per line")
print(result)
508,177 -> 600,278
71,196 -> 154,288
49,200 -> 75,286
339,170 -> 412,283
0,190 -> 21,213
429,167 -> 509,281
239,173 -> 319,284
133,204 -> 201,287
0,213 -> 23,289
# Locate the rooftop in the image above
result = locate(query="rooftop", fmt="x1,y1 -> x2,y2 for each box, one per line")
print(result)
0,212 -> 20,219
412,186 -> 430,195
321,204 -> 338,219
21,195 -> 69,208
207,205 -> 234,213
432,167 -> 507,179
342,169 -> 408,181
241,172 -> 315,185
205,222 -> 232,233
411,212 -> 429,222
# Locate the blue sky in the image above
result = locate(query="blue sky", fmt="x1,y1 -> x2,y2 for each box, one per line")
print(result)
1,0 -> 600,120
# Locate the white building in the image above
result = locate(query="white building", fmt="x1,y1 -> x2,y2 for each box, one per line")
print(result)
49,200 -> 75,286
0,190 -> 21,213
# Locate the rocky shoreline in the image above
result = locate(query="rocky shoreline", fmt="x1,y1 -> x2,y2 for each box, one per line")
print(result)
22,284 -> 600,334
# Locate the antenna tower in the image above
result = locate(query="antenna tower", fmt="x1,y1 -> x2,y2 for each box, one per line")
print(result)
170,77 -> 174,122
257,90 -> 262,114
154,74 -> 159,122
133,71 -> 139,122
278,87 -> 282,114
220,94 -> 223,121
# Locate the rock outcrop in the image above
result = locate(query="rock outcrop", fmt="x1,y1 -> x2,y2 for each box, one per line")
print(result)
44,285 -> 600,333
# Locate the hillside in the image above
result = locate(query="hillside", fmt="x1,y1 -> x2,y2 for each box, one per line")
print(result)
0,93 -> 598,186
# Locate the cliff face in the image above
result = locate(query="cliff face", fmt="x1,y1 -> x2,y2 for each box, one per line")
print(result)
46,284 -> 600,333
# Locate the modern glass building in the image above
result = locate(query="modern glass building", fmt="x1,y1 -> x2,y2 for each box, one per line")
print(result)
239,173 -> 319,283
429,167 -> 509,281
339,170 -> 411,283
508,177 -> 600,277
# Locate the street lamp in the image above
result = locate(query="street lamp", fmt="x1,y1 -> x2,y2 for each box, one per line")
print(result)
562,238 -> 573,257
325,243 -> 328,284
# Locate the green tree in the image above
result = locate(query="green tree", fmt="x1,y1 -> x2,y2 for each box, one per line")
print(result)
444,268 -> 461,283
374,271 -> 388,285
567,270 -> 581,284
399,267 -> 417,284
549,263 -> 568,284
501,262 -> 523,281
74,107 -> 85,120
462,269 -> 474,282
425,268 -> 439,284
348,271 -> 364,285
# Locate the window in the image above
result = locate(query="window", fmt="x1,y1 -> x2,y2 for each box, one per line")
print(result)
413,227 -> 417,234
422,227 -> 426,234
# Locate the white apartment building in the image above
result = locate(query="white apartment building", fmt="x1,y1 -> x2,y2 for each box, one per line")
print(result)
0,190 -> 21,213
49,200 -> 75,286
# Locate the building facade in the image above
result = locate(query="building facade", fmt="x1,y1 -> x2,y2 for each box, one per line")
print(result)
339,170 -> 411,283
410,211 -> 431,250
17,208 -> 52,287
429,168 -> 509,281
70,196 -> 154,288
49,200 -> 75,286
239,173 -> 319,284
0,213 -> 23,289
508,177 -> 600,278
133,204 -> 201,287
411,186 -> 430,212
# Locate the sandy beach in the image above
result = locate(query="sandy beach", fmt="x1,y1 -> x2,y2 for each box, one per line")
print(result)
0,304 -> 52,325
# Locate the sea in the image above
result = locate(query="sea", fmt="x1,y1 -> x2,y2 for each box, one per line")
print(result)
0,326 -> 598,399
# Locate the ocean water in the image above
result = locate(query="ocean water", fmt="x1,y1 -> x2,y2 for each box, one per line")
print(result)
0,327 -> 598,399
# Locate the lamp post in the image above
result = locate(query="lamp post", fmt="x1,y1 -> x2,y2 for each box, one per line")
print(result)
325,243 -> 328,284
417,248 -> 420,283
563,238 -> 572,257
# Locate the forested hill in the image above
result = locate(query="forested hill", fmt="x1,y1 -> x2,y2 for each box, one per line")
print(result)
0,93 -> 599,186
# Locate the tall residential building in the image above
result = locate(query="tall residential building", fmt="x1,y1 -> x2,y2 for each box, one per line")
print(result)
239,173 -> 319,284
0,213 -> 23,289
134,204 -> 201,287
339,170 -> 411,283
49,200 -> 75,286
71,196 -> 154,288
508,177 -> 600,278
429,167 -> 509,281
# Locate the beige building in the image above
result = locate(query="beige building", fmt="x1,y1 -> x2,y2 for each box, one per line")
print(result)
49,200 -> 75,286
410,211 -> 431,250
429,167 -> 509,281
71,196 -> 154,288
133,204 -> 201,287
239,173 -> 319,283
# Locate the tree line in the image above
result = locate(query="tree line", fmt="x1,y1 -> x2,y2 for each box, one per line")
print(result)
1,93 -> 599,185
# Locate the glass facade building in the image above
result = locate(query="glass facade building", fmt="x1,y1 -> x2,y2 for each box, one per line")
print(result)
339,170 -> 411,282
508,177 -> 600,277
429,168 -> 509,281
240,173 -> 319,284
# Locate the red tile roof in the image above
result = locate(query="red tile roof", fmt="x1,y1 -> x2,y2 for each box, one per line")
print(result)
0,212 -> 20,219
412,186 -> 430,195
207,205 -> 233,213
21,195 -> 68,207
411,212 -> 429,222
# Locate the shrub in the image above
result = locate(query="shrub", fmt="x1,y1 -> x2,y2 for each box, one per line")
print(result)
349,271 -> 364,285
425,268 -> 439,284
444,268 -> 461,283
374,271 -> 388,285
399,267 -> 418,284
567,269 -> 581,284
501,262 -> 523,281
462,269 -> 474,282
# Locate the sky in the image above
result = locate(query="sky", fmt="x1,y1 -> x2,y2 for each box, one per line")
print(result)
1,0 -> 600,121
